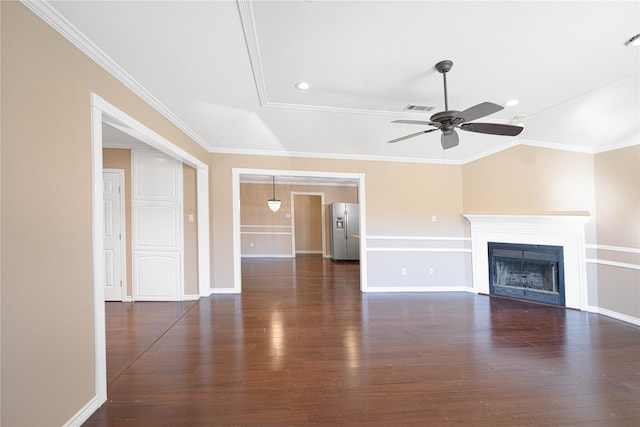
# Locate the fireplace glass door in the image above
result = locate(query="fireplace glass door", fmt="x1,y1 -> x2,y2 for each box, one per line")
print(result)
488,243 -> 565,306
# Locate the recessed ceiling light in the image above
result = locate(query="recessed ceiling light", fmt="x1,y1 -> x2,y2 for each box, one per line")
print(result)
505,99 -> 519,107
625,33 -> 640,46
295,82 -> 310,90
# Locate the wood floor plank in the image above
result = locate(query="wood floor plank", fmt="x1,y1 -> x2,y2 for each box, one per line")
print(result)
85,255 -> 640,425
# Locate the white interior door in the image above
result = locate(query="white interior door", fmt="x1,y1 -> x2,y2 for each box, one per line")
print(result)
132,149 -> 183,301
103,169 -> 126,301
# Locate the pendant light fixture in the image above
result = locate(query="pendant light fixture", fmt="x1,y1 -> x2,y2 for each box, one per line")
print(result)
267,176 -> 281,213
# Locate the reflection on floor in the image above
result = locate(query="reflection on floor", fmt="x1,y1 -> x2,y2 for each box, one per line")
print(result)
88,255 -> 640,425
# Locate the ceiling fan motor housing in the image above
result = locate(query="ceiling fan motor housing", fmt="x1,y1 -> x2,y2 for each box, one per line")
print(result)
429,110 -> 464,133
430,110 -> 460,123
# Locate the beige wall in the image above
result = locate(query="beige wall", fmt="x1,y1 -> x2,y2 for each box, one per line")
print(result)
2,2 -> 639,425
211,153 -> 466,288
593,145 -> 640,317
461,144 -> 598,297
594,146 -> 640,248
462,144 -> 598,249
1,3 -> 207,425
240,182 -> 357,257
462,144 -> 640,320
462,145 -> 596,216
294,194 -> 322,253
1,2 -> 3,419
183,164 -> 199,295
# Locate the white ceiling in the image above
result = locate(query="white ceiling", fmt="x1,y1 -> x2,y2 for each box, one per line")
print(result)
47,1 -> 639,163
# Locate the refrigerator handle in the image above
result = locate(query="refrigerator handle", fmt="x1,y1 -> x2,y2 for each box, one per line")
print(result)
344,210 -> 348,239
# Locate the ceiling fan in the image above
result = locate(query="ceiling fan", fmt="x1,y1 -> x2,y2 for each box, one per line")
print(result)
389,60 -> 524,149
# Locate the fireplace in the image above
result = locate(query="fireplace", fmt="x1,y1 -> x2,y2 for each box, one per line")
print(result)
488,242 -> 565,306
464,214 -> 591,310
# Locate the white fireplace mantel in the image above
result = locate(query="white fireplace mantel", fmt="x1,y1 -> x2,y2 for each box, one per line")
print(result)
464,214 -> 592,310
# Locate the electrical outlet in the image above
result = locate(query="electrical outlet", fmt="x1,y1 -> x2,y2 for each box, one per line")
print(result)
250,242 -> 254,248
431,215 -> 437,223
429,267 -> 434,275
401,268 -> 407,276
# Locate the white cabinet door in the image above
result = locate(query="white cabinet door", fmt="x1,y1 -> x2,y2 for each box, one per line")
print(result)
132,150 -> 183,301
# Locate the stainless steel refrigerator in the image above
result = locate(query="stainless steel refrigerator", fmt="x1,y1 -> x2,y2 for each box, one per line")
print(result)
329,202 -> 360,261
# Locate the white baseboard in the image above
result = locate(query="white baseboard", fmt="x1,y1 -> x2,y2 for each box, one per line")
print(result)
63,395 -> 102,427
364,286 -> 473,293
241,254 -> 294,258
210,287 -> 240,294
295,250 -> 323,254
360,290 -> 640,326
182,294 -> 200,301
587,305 -> 640,326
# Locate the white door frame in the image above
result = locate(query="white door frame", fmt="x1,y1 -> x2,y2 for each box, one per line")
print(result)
102,168 -> 127,302
290,191 -> 326,257
90,93 -> 210,405
232,168 -> 367,294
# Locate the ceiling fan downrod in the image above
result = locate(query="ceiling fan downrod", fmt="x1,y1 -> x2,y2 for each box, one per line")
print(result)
435,60 -> 453,112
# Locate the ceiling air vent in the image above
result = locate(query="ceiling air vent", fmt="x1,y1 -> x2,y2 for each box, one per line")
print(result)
404,104 -> 434,112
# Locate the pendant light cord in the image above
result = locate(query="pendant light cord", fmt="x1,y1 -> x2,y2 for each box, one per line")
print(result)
272,176 -> 276,199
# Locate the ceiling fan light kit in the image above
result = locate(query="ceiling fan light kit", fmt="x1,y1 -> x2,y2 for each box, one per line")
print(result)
389,59 -> 524,149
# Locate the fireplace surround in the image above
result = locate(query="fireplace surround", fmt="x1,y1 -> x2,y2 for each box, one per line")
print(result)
464,214 -> 591,310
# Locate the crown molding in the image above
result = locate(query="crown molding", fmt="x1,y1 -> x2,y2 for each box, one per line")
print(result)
459,139 -> 522,164
262,101 -> 444,119
520,138 -> 639,155
21,0 -> 211,152
211,135 -> 639,166
519,138 -> 595,154
460,137 -> 599,165
210,145 -> 463,165
209,137 -> 584,165
592,137 -> 640,154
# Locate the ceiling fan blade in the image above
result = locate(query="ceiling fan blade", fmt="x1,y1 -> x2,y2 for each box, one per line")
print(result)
388,129 -> 437,144
456,102 -> 503,123
391,120 -> 440,127
441,131 -> 459,150
460,122 -> 524,136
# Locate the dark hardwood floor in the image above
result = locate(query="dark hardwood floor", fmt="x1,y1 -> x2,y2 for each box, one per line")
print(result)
85,255 -> 640,426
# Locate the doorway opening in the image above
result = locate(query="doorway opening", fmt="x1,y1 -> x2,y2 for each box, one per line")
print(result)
292,193 -> 325,257
232,169 -> 367,294
90,93 -> 210,404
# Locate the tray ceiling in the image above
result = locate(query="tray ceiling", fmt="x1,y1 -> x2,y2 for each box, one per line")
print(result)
44,0 -> 640,163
